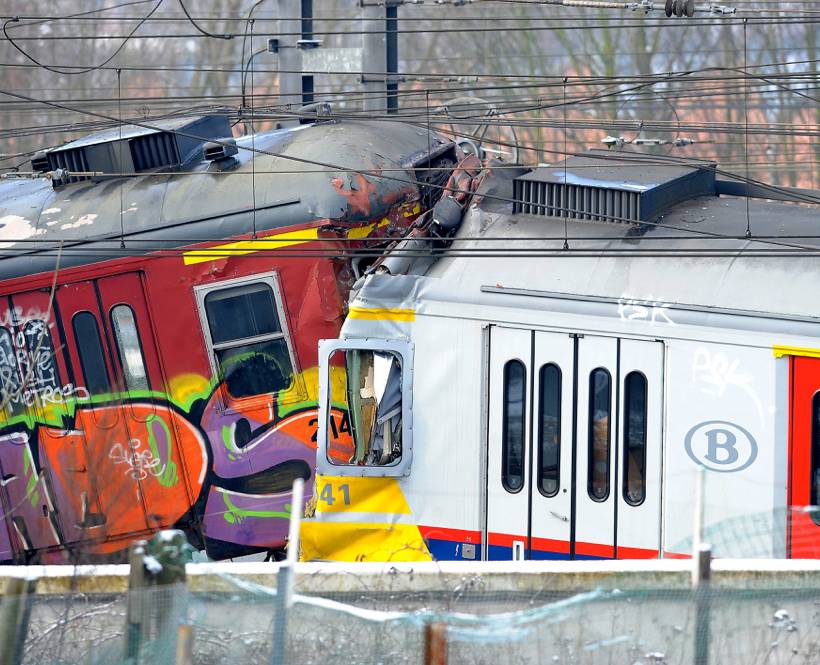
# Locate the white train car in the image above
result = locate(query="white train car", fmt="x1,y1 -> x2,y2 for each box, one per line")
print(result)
304,152 -> 820,562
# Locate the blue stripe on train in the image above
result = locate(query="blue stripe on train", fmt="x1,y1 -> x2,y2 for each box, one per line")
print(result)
426,539 -> 608,561
425,538 -> 484,561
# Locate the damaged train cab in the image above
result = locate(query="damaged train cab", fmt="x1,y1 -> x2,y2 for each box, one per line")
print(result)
0,114 -> 463,563
315,152 -> 820,562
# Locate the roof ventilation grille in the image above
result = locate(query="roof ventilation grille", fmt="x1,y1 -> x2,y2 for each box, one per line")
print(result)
42,114 -> 231,188
130,131 -> 180,171
513,151 -> 716,224
49,147 -> 91,186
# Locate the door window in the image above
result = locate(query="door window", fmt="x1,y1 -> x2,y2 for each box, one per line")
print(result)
72,312 -> 111,394
623,371 -> 648,506
537,363 -> 561,497
588,368 -> 611,502
502,359 -> 526,493
110,305 -> 149,392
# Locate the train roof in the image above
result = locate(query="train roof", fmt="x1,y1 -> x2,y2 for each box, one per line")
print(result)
349,155 -> 820,327
0,118 -> 451,281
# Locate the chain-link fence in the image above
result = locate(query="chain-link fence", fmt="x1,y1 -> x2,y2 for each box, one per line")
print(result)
4,547 -> 820,664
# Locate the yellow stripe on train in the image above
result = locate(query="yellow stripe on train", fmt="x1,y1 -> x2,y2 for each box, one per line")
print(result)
347,306 -> 415,321
183,228 -> 321,265
773,345 -> 820,359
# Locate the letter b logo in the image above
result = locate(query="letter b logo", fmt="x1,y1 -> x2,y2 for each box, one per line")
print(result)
685,421 -> 757,473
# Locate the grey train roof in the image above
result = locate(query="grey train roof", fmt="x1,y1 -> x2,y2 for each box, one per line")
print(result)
0,118 -> 451,282
365,158 -> 820,323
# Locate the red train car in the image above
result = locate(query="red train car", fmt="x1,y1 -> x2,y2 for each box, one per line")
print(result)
0,115 -> 459,562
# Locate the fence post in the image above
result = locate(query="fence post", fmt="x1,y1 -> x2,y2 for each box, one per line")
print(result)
270,477 -> 305,665
175,624 -> 194,665
693,543 -> 712,665
125,540 -> 148,663
0,576 -> 37,665
424,622 -> 448,665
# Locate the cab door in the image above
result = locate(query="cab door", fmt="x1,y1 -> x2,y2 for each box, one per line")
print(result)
789,355 -> 820,557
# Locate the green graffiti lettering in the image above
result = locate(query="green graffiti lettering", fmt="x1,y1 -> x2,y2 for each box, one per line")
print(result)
221,424 -> 235,453
146,414 -> 178,488
220,492 -> 291,525
24,449 -> 39,507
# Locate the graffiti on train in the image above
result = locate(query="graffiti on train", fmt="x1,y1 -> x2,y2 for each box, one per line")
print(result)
617,293 -> 676,326
0,366 -> 354,560
0,317 -> 90,411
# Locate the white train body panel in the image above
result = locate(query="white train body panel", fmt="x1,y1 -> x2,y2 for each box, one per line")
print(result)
307,162 -> 820,562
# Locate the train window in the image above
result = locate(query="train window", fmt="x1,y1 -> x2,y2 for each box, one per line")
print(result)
812,392 -> 820,526
200,279 -> 294,400
0,327 -> 22,410
502,359 -> 526,493
587,367 -> 611,502
72,312 -> 111,394
110,305 -> 149,392
20,320 -> 60,407
537,363 -> 561,497
317,338 -> 413,478
327,348 -> 402,467
622,371 -> 648,506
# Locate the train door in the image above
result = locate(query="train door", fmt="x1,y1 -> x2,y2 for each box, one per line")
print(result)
485,327 -> 663,560
0,292 -> 70,554
96,272 -> 202,534
52,274 -> 181,545
788,355 -> 820,557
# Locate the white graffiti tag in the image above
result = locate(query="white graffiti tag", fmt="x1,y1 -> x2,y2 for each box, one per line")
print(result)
0,316 -> 90,409
108,439 -> 167,481
692,346 -> 766,429
617,294 -> 676,326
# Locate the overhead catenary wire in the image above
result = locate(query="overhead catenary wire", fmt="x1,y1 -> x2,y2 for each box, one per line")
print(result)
1,4 -> 817,197
1,80 -> 818,212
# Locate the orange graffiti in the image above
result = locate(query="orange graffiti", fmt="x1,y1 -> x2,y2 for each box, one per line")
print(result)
38,403 -> 207,553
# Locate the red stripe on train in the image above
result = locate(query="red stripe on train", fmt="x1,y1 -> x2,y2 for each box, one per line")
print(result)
418,525 -> 482,544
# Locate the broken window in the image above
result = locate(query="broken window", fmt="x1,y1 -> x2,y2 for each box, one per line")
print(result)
318,339 -> 413,478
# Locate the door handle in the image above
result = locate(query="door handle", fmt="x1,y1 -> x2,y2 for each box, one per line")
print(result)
550,510 -> 569,523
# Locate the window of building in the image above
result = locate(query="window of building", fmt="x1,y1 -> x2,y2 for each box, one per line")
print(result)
537,363 -> 561,497
72,312 -> 111,394
587,367 -> 611,502
502,359 -> 526,493
199,278 -> 294,400
623,371 -> 648,506
110,305 -> 149,392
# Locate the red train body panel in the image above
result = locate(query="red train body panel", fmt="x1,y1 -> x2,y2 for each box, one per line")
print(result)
0,117 -> 457,562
